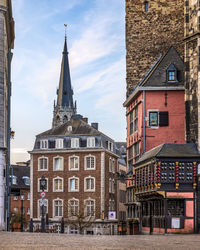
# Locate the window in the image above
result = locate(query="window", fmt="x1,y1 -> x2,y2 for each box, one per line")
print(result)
70,226 -> 78,234
159,112 -> 169,127
69,177 -> 79,192
38,199 -> 48,217
69,156 -> 79,170
27,192 -> 30,200
134,106 -> 138,132
27,208 -> 30,215
40,140 -> 48,149
167,199 -> 184,216
85,199 -> 95,216
11,176 -> 17,185
149,111 -> 158,127
54,199 -> 63,217
22,176 -> 30,186
55,139 -> 63,149
134,142 -> 139,158
38,157 -> 48,171
68,199 -> 79,216
53,156 -> 64,171
112,159 -> 115,173
109,178 -> 112,193
38,178 -> 48,192
109,158 -> 112,172
85,155 -> 95,170
14,207 -> 18,212
85,177 -> 95,192
144,1 -> 149,12
87,137 -> 95,148
167,64 -> 178,82
13,196 -> 18,201
71,138 -> 79,148
130,110 -> 133,135
53,177 -> 63,192
112,179 -> 115,193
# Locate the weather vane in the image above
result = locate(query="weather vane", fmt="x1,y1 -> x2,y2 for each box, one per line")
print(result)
64,24 -> 67,37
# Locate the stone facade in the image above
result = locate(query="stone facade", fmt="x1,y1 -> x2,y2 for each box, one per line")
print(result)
0,0 -> 14,230
125,0 -> 184,95
184,0 -> 200,145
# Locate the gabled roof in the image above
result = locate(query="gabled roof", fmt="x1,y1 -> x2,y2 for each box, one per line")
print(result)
135,143 -> 200,166
124,46 -> 184,107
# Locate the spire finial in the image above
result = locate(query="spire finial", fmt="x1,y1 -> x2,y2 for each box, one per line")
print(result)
64,24 -> 67,39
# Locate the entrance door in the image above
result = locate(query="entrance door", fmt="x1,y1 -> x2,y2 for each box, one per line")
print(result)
150,202 -> 153,234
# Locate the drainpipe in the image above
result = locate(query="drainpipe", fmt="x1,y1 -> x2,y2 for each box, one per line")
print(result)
143,90 -> 146,154
6,49 -> 12,231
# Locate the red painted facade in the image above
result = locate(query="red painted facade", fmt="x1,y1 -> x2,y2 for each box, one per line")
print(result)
126,89 -> 185,187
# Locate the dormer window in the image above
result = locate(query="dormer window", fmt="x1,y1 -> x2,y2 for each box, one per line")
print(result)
167,64 -> 178,83
55,139 -> 63,149
40,140 -> 48,149
22,176 -> 30,186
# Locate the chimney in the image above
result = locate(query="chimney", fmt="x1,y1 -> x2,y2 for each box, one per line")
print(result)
82,117 -> 88,123
91,122 -> 98,130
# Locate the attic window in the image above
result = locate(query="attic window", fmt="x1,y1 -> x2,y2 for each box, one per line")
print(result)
22,176 -> 30,186
167,64 -> 178,82
67,126 -> 72,132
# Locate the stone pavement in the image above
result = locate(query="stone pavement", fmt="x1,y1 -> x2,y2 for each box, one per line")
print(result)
0,232 -> 200,250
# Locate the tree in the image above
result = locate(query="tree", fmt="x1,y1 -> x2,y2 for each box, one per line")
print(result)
64,199 -> 95,234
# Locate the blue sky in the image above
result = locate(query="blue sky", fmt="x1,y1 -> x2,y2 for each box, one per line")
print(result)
11,0 -> 126,164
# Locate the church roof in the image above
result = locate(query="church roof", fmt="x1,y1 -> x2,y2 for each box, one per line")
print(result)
57,37 -> 74,108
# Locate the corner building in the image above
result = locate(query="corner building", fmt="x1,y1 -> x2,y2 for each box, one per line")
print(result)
30,38 -> 119,234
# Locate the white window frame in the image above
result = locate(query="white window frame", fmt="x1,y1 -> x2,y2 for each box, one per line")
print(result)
22,176 -> 30,186
40,140 -> 48,149
53,156 -> 64,171
84,155 -> 96,170
112,179 -> 115,194
13,196 -> 18,201
84,176 -> 95,192
53,177 -> 64,192
147,109 -> 159,128
109,178 -> 112,193
112,159 -> 115,173
38,156 -> 48,171
55,139 -> 63,149
27,207 -> 30,215
87,137 -> 95,148
27,192 -> 30,200
69,155 -> 79,171
38,177 -> 48,192
37,199 -> 48,218
68,198 -> 79,216
71,138 -> 79,148
68,177 -> 79,192
84,198 -> 95,217
53,198 -> 63,218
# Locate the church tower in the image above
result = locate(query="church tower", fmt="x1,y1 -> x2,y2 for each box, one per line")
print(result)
125,0 -> 184,96
52,36 -> 76,128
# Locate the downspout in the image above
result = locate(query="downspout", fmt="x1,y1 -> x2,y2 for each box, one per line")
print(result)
6,49 -> 12,231
143,90 -> 146,154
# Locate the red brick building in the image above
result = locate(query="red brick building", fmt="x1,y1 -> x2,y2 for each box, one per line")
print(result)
10,163 -> 30,229
29,37 -> 120,234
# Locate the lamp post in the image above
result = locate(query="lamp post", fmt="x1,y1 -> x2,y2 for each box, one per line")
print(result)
20,193 -> 25,232
40,176 -> 46,232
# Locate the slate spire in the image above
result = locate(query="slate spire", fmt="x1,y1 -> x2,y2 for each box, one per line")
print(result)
52,36 -> 76,128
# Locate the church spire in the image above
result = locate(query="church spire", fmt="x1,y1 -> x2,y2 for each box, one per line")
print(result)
52,34 -> 76,128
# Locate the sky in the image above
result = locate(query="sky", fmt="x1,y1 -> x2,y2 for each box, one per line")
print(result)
10,0 -> 126,164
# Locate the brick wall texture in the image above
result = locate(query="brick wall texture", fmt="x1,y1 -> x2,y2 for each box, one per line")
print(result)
125,0 -> 184,95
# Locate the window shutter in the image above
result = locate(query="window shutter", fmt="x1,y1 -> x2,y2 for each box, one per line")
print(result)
159,112 -> 169,126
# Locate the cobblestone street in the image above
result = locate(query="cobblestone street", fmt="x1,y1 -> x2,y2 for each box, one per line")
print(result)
0,232 -> 200,250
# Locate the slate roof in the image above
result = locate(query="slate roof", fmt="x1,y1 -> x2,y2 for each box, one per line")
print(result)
10,165 -> 30,190
135,143 -> 200,166
36,117 -> 113,141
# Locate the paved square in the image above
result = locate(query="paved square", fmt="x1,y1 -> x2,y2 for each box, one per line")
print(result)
0,232 -> 200,249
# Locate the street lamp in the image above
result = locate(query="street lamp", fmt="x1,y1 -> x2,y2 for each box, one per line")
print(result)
20,193 -> 25,232
40,176 -> 46,232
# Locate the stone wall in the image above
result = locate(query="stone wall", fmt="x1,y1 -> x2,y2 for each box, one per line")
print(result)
184,0 -> 200,144
125,0 -> 184,95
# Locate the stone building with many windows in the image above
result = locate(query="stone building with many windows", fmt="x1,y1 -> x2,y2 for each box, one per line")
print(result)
29,37 -> 120,234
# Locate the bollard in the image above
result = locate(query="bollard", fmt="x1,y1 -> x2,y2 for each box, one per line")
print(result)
61,217 -> 64,233
29,218 -> 33,232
